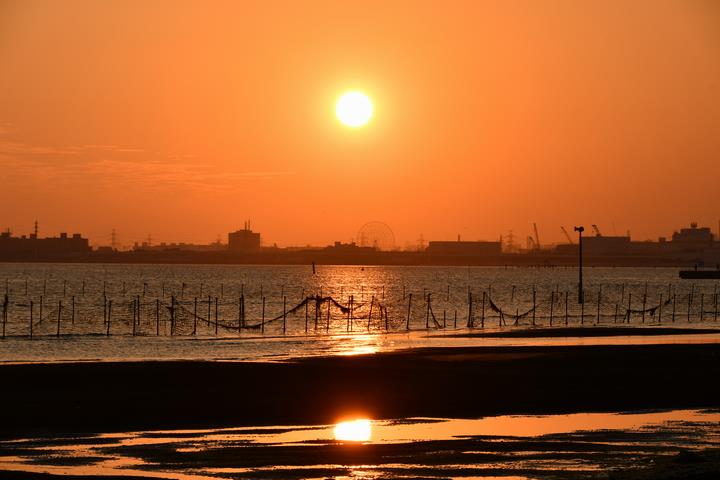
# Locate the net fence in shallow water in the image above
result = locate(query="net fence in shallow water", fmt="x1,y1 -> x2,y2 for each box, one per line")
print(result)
0,278 -> 718,338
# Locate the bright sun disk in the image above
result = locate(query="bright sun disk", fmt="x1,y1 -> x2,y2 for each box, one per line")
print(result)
336,91 -> 373,127
334,419 -> 372,441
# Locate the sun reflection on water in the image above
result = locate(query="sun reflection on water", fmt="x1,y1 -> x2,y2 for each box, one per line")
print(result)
334,419 -> 372,442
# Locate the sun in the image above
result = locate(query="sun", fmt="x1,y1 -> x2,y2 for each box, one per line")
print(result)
334,418 -> 372,442
336,91 -> 373,128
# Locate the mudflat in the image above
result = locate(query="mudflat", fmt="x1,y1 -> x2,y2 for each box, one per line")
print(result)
1,343 -> 718,439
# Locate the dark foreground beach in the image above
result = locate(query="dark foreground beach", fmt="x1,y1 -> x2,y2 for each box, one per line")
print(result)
1,339 -> 720,479
1,342 -> 719,436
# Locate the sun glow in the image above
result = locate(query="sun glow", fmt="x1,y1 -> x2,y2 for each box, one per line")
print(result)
335,91 -> 373,127
334,419 -> 372,442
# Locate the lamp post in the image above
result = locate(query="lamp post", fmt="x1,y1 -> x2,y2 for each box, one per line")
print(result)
574,226 -> 584,304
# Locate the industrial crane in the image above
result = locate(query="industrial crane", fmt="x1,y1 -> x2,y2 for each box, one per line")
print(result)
526,236 -> 536,250
560,226 -> 574,244
591,224 -> 602,237
532,223 -> 540,249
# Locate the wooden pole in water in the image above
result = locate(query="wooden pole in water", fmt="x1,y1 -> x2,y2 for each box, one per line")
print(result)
406,293 -> 412,330
443,309 -> 446,328
700,293 -> 704,322
305,299 -> 309,333
690,284 -> 695,304
672,294 -> 676,322
71,296 -> 75,324
348,295 -> 353,332
136,295 -> 141,326
193,297 -> 197,335
30,301 -> 33,339
614,303 -> 618,323
454,310 -> 457,328
344,296 -> 349,332
156,298 -> 160,335
172,296 -> 177,336
532,289 -> 536,326
596,289 -> 601,325
314,296 -> 319,332
580,294 -> 584,325
107,300 -> 112,336
326,298 -> 331,333
207,295 -> 211,327
658,293 -> 663,323
132,298 -> 137,336
642,292 -> 647,323
425,293 -> 429,329
2,295 -> 6,339
282,296 -> 287,335
480,291 -> 486,328
385,306 -> 389,331
369,296 -> 374,331
467,290 -> 473,328
565,291 -> 569,325
214,297 -> 218,335
687,292 -> 692,323
627,293 -> 632,324
549,291 -> 554,326
241,294 -> 245,328
261,296 -> 265,334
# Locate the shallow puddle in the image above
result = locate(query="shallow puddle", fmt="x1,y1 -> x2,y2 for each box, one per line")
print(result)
1,409 -> 719,479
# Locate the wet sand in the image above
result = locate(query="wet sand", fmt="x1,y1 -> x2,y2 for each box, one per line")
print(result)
1,343 -> 719,439
2,411 -> 720,479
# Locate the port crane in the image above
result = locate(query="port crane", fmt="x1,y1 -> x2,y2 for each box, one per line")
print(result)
560,226 -> 575,244
591,224 -> 602,237
532,223 -> 540,249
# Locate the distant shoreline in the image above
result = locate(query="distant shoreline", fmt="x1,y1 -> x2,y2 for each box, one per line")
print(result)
0,251 -> 703,268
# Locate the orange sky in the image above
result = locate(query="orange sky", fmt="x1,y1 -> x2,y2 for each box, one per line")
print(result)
1,0 -> 719,248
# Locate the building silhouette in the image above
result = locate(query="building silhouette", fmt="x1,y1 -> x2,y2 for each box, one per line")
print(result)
228,222 -> 261,253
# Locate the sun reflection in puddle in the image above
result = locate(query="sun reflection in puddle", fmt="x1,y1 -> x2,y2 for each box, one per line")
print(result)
334,419 -> 372,442
3,410 -> 720,480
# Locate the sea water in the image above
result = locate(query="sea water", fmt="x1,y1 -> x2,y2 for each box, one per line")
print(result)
0,264 -> 718,363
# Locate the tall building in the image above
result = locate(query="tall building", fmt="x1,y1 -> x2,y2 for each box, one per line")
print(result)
228,222 -> 261,253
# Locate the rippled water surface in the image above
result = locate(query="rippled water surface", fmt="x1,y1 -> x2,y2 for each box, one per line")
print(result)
1,264 -> 719,362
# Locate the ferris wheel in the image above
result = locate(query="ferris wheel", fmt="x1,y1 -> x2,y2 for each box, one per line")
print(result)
357,222 -> 396,251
